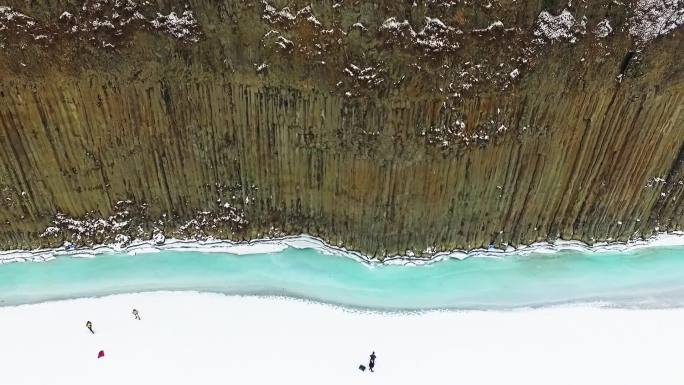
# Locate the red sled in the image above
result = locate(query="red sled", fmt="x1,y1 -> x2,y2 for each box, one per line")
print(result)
98,350 -> 105,359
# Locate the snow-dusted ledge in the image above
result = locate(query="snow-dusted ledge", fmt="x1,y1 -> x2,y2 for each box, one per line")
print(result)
1,231 -> 683,266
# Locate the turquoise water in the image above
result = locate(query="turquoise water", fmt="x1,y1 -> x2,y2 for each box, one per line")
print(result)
1,245 -> 683,310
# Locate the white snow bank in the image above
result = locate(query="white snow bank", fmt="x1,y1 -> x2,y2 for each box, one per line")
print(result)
0,292 -> 682,385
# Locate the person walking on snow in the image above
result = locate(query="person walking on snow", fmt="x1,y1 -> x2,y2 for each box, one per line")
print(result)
132,309 -> 140,320
369,351 -> 376,372
86,321 -> 94,334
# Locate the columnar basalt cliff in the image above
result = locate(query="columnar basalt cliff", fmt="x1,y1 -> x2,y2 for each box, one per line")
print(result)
0,0 -> 682,257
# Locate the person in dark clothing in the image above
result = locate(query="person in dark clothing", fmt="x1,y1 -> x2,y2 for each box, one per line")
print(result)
132,309 -> 140,320
86,321 -> 94,334
369,351 -> 376,372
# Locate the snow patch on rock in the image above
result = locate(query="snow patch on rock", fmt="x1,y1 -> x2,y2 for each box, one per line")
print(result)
0,5 -> 41,44
151,10 -> 200,42
153,232 -> 166,245
379,17 -> 416,37
629,0 -> 683,43
593,18 -> 613,38
380,16 -> 461,52
0,6 -> 31,23
472,20 -> 504,33
534,9 -> 579,43
262,2 -> 296,23
262,1 -> 324,29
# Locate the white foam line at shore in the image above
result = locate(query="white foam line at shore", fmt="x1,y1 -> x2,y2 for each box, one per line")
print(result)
1,231 -> 683,265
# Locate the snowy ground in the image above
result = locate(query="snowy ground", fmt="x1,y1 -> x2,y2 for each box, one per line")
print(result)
0,291 -> 682,385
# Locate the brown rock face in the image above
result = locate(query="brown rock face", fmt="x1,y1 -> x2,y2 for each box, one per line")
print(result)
0,0 -> 682,257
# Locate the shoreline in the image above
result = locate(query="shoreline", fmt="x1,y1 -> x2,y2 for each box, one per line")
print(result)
1,233 -> 683,311
0,287 -> 631,313
2,231 -> 683,265
0,289 -> 664,315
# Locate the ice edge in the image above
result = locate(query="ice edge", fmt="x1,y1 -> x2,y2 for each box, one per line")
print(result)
1,231 -> 683,265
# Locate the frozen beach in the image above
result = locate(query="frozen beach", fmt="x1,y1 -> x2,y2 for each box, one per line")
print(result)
1,291 -> 683,385
1,237 -> 683,384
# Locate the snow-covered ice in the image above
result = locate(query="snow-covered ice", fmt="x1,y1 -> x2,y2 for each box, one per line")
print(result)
0,292 -> 682,385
